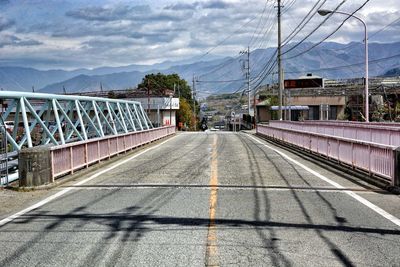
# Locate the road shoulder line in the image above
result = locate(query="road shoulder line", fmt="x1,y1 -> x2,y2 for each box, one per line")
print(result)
248,134 -> 400,228
0,135 -> 177,227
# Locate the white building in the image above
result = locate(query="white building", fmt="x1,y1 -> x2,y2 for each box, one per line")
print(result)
132,97 -> 180,127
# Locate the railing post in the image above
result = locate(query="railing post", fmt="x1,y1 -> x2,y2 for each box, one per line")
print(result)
51,150 -> 55,183
70,146 -> 74,175
124,135 -> 127,154
368,144 -> 371,175
394,148 -> 400,187
85,143 -> 88,168
108,138 -> 111,159
97,140 -> 101,163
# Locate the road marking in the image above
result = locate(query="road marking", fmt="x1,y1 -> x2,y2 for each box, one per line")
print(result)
0,136 -> 177,227
248,134 -> 400,228
205,134 -> 219,266
63,185 -> 387,193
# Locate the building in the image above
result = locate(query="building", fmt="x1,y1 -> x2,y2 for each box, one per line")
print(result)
132,97 -> 179,127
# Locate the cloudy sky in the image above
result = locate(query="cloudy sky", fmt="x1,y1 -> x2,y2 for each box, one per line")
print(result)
0,0 -> 398,70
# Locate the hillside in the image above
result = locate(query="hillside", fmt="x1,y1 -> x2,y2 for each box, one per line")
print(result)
0,41 -> 398,95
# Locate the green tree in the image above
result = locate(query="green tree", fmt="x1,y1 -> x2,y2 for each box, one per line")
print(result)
177,98 -> 193,130
137,73 -> 198,130
137,73 -> 192,100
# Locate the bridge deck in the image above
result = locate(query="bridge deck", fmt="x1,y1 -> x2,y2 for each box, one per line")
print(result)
0,132 -> 399,266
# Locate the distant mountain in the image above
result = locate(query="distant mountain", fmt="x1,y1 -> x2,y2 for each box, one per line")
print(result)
0,67 -> 89,92
383,67 -> 400,77
0,41 -> 399,95
40,71 -> 144,93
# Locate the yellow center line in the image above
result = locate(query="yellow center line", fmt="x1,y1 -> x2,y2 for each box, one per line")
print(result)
205,134 -> 219,267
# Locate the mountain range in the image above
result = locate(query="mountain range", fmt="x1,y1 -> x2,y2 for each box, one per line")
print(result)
0,41 -> 399,95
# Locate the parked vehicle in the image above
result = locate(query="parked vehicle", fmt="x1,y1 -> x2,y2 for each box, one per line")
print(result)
4,121 -> 14,133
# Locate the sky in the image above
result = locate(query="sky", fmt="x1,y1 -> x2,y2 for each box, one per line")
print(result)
0,0 -> 399,70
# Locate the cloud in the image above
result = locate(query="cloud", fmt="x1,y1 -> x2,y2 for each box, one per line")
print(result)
0,0 -> 10,6
202,0 -> 233,9
164,2 -> 199,11
0,16 -> 14,31
66,4 -> 151,22
0,34 -> 42,48
163,1 -> 232,11
0,0 -> 399,70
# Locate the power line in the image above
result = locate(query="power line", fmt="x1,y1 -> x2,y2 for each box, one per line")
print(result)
282,0 -> 347,56
284,0 -> 371,60
369,16 -> 400,40
284,53 -> 400,74
248,0 -> 270,47
282,0 -> 327,46
196,78 -> 246,83
282,0 -> 297,14
323,15 -> 400,53
250,3 -> 277,50
196,15 -> 260,63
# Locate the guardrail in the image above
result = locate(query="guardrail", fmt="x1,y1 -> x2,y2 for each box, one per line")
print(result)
292,120 -> 400,128
269,121 -> 400,147
257,124 -> 400,186
19,126 -> 175,186
51,126 -> 175,179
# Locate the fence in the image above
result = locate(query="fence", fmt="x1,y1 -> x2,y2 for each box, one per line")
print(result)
269,121 -> 400,147
0,124 -> 8,185
257,124 -> 400,186
50,126 -> 175,180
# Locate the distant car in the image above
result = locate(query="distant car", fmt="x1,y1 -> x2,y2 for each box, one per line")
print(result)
4,121 -> 14,133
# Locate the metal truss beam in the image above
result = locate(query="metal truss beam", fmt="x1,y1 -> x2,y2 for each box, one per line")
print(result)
0,91 -> 153,151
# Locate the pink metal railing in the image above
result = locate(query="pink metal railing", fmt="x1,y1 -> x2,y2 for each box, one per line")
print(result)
269,121 -> 400,147
305,120 -> 400,127
50,126 -> 175,179
257,124 -> 399,186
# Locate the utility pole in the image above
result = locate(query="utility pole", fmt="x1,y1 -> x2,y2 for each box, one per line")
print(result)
240,47 -> 251,115
147,80 -> 150,115
247,46 -> 250,116
277,0 -> 283,120
192,74 -> 196,131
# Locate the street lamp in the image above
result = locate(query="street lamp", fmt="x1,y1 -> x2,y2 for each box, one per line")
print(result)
318,9 -> 369,122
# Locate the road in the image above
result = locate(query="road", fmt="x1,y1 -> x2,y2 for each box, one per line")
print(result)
0,132 -> 399,266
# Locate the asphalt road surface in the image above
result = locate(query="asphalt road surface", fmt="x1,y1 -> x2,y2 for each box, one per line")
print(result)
0,132 -> 399,266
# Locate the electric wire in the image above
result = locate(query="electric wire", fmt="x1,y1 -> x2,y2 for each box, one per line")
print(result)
248,0 -> 270,47
281,0 -> 327,46
283,53 -> 400,74
284,0 -> 371,60
282,0 -> 347,56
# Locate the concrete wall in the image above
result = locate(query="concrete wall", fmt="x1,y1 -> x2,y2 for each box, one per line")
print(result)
290,96 -> 346,120
290,96 -> 346,106
257,106 -> 272,122
19,145 -> 53,187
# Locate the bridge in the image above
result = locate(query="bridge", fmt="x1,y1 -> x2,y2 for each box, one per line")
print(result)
0,92 -> 400,266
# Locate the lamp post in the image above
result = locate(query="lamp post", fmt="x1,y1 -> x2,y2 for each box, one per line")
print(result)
318,9 -> 369,122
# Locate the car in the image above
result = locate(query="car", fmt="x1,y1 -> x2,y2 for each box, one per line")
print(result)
4,121 -> 14,133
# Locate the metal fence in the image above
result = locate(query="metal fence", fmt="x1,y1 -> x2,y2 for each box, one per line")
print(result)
0,124 -> 8,185
50,126 -> 175,180
269,121 -> 400,147
0,91 -> 153,152
257,124 -> 399,186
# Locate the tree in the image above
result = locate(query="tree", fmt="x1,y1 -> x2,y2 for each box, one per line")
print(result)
137,73 -> 197,130
176,98 -> 193,130
137,73 -> 192,99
